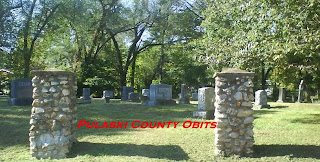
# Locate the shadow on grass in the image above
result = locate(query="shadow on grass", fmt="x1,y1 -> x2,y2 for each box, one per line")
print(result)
291,114 -> 320,124
69,142 -> 189,161
271,106 -> 289,109
254,110 -> 279,117
254,144 -> 320,159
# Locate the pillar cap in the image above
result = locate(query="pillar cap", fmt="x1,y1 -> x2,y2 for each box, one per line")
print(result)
214,68 -> 254,78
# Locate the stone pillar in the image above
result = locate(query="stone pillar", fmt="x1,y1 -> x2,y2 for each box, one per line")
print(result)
193,87 -> 215,119
277,87 -> 286,103
30,70 -> 77,159
296,80 -> 304,103
214,70 -> 255,156
179,84 -> 190,104
254,90 -> 270,109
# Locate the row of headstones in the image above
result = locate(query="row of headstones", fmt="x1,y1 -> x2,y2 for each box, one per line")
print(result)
7,78 -> 275,107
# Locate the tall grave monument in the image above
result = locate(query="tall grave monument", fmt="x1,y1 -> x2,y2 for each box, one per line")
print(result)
179,84 -> 190,104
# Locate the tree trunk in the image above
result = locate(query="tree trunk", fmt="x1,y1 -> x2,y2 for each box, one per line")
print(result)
261,62 -> 266,90
130,59 -> 136,87
23,50 -> 31,78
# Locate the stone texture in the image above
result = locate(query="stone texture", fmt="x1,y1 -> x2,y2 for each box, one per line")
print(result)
121,86 -> 133,101
214,69 -> 254,157
30,70 -> 77,159
8,78 -> 33,106
142,89 -> 150,97
193,87 -> 215,119
82,88 -> 91,100
128,92 -> 140,102
254,90 -> 270,109
191,93 -> 198,101
147,84 -> 176,106
277,87 -> 286,103
296,80 -> 304,103
103,90 -> 114,99
179,84 -> 190,104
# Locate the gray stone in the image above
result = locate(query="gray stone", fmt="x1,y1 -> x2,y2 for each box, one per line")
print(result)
277,87 -> 286,103
121,86 -> 133,101
104,96 -> 110,103
254,90 -> 270,109
197,87 -> 215,111
128,92 -> 140,102
191,93 -> 198,101
103,90 -> 114,98
193,110 -> 214,119
179,84 -> 190,104
147,84 -> 176,106
8,78 -> 33,106
82,88 -> 91,100
193,87 -> 215,119
142,89 -> 150,97
296,80 -> 304,103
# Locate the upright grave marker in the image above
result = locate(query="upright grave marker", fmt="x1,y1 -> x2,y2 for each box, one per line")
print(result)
103,90 -> 114,98
147,84 -> 176,106
296,80 -> 304,103
8,78 -> 33,105
30,70 -> 77,159
277,87 -> 286,103
214,69 -> 255,156
179,84 -> 190,104
193,87 -> 215,119
121,86 -> 133,101
254,90 -> 270,109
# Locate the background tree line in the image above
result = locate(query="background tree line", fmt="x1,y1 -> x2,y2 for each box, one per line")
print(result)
0,0 -> 319,101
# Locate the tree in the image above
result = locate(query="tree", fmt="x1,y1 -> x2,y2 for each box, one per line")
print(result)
16,0 -> 60,78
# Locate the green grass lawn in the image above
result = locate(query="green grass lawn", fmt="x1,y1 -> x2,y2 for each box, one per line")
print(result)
0,97 -> 320,161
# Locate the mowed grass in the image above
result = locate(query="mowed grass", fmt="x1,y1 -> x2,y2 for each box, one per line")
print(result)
0,97 -> 320,161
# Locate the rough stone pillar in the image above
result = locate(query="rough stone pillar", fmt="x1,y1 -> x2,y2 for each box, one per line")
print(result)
277,87 -> 286,103
30,70 -> 77,159
214,70 -> 255,156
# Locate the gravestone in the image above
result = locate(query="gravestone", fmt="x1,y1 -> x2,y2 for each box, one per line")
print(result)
214,70 -> 255,156
191,93 -> 198,101
103,90 -> 114,98
8,78 -> 33,106
121,86 -> 133,101
80,88 -> 91,103
193,87 -> 215,119
254,90 -> 270,109
142,89 -> 150,97
128,92 -> 140,102
147,84 -> 176,106
179,84 -> 190,104
30,70 -> 77,159
104,96 -> 110,103
142,96 -> 148,104
277,87 -> 286,103
296,80 -> 304,103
